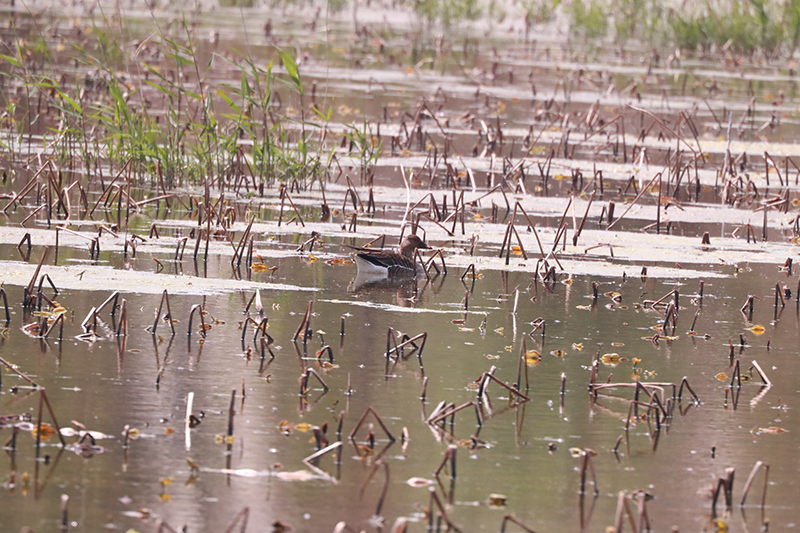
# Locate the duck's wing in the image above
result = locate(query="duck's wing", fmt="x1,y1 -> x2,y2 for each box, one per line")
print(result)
355,250 -> 418,276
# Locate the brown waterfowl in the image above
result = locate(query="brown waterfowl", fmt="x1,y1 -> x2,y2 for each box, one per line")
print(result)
351,234 -> 431,278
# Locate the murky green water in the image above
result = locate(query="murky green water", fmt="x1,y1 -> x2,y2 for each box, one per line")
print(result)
1,245 -> 799,532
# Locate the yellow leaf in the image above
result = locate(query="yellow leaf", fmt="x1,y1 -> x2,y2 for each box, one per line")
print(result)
571,343 -> 584,351
755,426 -> 787,434
32,423 -> 56,441
494,327 -> 504,334
524,350 -> 540,366
251,264 -> 269,272
550,350 -> 566,357
715,373 -> 728,380
750,325 -> 766,335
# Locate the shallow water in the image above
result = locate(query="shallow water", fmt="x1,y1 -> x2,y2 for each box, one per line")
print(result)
1,243 -> 799,532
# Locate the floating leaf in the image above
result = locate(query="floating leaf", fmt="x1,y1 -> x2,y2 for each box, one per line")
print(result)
571,343 -> 584,351
459,327 -> 475,332
487,493 -> 507,508
611,342 -> 625,347
550,350 -> 566,357
601,353 -> 622,365
524,350 -> 541,366
32,423 -> 56,441
752,427 -> 787,435
576,305 -> 592,310
251,263 -> 269,272
494,327 -> 504,334
715,373 -> 728,381
750,325 -> 766,335
407,477 -> 434,487
326,258 -> 353,266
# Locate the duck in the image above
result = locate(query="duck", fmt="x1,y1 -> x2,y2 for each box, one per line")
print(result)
350,234 -> 431,278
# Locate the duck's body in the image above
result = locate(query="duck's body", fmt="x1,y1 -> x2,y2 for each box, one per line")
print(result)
351,234 -> 431,278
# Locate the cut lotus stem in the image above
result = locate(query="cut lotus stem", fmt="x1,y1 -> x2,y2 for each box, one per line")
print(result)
226,389 -> 236,441
184,391 -> 194,452
43,313 -> 65,340
24,246 -> 50,308
349,406 -> 395,443
17,232 -> 31,261
427,401 -> 477,425
607,172 -> 661,230
774,282 -> 785,316
316,345 -> 333,363
433,444 -> 458,479
0,288 -> 10,325
730,359 -> 742,388
711,468 -> 735,514
478,371 -> 531,402
689,308 -> 700,332
252,318 -> 269,344
303,441 -> 342,465
151,290 -> 176,336
259,336 -> 275,360
750,360 -> 771,386
460,264 -> 476,281
428,487 -> 462,533
572,189 -> 595,246
97,291 -> 120,317
116,299 -> 128,337
302,368 -> 329,392
578,449 -> 599,496
187,304 -> 206,337
292,300 -> 313,342
60,494 -> 69,532
739,460 -> 769,508
499,514 -> 537,533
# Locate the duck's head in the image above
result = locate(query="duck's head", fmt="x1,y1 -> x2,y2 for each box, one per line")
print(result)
400,234 -> 431,257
